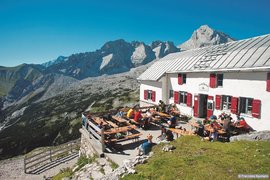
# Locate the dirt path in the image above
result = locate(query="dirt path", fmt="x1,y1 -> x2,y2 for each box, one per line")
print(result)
0,155 -> 78,180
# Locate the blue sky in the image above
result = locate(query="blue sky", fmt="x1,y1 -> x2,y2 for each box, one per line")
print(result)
0,0 -> 269,67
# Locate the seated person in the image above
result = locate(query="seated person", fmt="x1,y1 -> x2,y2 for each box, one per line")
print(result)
211,120 -> 222,130
127,108 -> 135,119
145,109 -> 153,119
195,121 -> 205,137
165,129 -> 174,141
210,115 -> 217,121
157,126 -> 174,143
169,103 -> 180,115
142,112 -> 151,130
134,110 -> 143,123
103,113 -> 112,121
86,114 -> 95,129
158,100 -> 166,113
82,113 -> 87,127
237,118 -> 250,130
115,110 -> 124,117
209,124 -> 218,142
138,134 -> 153,155
98,121 -> 104,129
157,126 -> 167,141
203,118 -> 211,125
168,116 -> 177,128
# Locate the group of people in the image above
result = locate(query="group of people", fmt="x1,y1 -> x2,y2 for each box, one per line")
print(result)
126,108 -> 152,130
138,126 -> 175,156
195,112 -> 252,142
126,105 -> 179,130
158,100 -> 180,115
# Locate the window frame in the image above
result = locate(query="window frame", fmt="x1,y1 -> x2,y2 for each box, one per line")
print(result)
179,91 -> 187,105
217,74 -> 223,87
182,74 -> 187,84
239,97 -> 253,115
222,95 -> 232,110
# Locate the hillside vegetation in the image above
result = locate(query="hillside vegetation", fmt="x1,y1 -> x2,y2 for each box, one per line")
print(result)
124,136 -> 270,180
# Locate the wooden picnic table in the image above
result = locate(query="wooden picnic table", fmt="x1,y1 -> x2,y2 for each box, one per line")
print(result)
169,128 -> 194,138
189,121 -> 199,128
189,121 -> 226,135
105,133 -> 142,143
102,125 -> 137,135
204,124 -> 226,135
106,121 -> 118,128
112,115 -> 128,123
153,111 -> 171,118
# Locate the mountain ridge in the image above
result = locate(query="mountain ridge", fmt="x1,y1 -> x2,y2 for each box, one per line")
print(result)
178,25 -> 235,50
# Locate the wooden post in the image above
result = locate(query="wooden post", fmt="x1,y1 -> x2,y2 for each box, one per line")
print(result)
70,142 -> 73,153
24,157 -> 27,174
49,149 -> 52,161
101,127 -> 105,152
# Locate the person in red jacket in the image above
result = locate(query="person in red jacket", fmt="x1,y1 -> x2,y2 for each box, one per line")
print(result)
134,110 -> 143,122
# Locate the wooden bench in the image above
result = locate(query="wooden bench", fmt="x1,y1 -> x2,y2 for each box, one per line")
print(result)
105,133 -> 142,143
93,117 -> 108,126
169,128 -> 195,138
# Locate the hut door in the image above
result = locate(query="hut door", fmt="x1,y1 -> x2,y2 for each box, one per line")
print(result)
207,96 -> 214,119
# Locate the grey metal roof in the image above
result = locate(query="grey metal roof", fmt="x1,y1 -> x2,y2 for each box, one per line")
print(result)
138,34 -> 270,81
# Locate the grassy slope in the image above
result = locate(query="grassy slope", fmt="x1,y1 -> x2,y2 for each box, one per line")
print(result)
124,136 -> 270,180
0,64 -> 42,97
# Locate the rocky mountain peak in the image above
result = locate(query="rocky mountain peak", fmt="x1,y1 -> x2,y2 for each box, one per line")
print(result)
179,25 -> 235,50
42,56 -> 67,67
151,40 -> 179,58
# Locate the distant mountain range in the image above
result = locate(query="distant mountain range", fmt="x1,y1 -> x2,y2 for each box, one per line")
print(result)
0,25 -> 235,159
44,39 -> 179,79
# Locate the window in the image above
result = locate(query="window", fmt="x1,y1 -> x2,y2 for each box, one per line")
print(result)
144,90 -> 155,102
169,90 -> 174,99
183,74 -> 187,84
239,97 -> 253,115
217,74 -> 223,87
179,91 -> 187,104
207,101 -> 213,110
222,95 -> 232,110
178,73 -> 187,85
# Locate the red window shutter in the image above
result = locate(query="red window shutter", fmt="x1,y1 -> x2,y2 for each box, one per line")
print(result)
186,93 -> 192,107
174,91 -> 179,104
178,74 -> 183,85
231,97 -> 238,114
209,73 -> 216,88
215,95 -> 221,110
252,99 -> 261,118
151,91 -> 156,102
144,90 -> 148,100
267,73 -> 270,92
